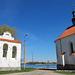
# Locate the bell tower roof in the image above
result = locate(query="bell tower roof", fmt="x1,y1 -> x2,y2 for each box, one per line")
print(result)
72,3 -> 75,26
72,10 -> 75,26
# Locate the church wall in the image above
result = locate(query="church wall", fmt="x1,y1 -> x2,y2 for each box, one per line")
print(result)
0,41 -> 21,70
55,40 -> 62,64
61,34 -> 75,64
55,34 -> 75,69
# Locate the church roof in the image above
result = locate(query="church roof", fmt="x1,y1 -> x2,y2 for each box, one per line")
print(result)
0,38 -> 21,43
55,26 -> 75,41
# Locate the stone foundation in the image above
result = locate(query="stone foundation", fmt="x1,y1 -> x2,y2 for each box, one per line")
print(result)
57,64 -> 75,70
0,67 -> 21,71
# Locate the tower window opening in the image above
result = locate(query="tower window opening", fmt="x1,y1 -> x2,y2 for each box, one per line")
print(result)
70,42 -> 74,54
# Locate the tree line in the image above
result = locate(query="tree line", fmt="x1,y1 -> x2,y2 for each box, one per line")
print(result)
21,62 -> 57,64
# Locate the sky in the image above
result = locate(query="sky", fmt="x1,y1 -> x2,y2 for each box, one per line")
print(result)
0,0 -> 74,63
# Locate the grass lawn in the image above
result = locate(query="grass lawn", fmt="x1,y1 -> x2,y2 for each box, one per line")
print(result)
0,67 -> 37,75
54,71 -> 75,75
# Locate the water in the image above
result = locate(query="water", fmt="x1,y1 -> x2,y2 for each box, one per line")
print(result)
21,64 -> 57,69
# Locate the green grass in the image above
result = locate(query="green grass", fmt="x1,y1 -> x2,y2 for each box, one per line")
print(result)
0,67 -> 37,75
54,71 -> 75,75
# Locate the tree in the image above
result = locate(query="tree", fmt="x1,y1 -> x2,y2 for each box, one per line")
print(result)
0,24 -> 18,39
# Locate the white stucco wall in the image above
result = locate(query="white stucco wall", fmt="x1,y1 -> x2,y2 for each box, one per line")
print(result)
55,34 -> 75,65
0,32 -> 21,68
0,32 -> 14,40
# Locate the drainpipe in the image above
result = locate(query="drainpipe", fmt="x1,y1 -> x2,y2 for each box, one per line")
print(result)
62,55 -> 65,67
60,52 -> 66,67
60,39 -> 65,67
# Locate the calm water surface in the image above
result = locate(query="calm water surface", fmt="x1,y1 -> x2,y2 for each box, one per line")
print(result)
21,64 -> 57,69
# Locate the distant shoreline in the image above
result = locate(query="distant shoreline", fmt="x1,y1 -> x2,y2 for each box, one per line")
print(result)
34,64 -> 57,65
21,63 -> 57,65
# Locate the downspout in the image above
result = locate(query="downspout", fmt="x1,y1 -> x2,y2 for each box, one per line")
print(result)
60,39 -> 65,67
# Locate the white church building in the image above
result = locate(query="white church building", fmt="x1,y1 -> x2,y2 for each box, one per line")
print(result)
55,10 -> 75,70
0,31 -> 21,71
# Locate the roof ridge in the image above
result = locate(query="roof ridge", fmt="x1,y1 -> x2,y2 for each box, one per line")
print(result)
0,38 -> 21,43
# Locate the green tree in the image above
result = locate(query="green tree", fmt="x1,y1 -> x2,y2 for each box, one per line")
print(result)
0,24 -> 18,39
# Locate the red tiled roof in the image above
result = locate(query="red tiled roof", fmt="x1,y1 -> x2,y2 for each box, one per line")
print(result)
0,38 -> 21,43
55,26 -> 75,41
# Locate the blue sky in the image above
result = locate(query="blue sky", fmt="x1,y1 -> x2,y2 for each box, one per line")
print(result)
0,0 -> 74,62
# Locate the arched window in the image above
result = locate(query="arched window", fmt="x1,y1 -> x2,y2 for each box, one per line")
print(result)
12,46 -> 17,58
3,44 -> 8,57
70,42 -> 74,54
